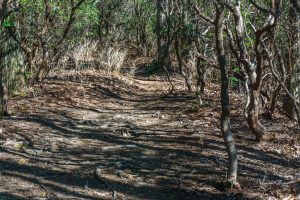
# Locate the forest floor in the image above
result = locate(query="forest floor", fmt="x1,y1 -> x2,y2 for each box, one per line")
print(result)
0,67 -> 299,200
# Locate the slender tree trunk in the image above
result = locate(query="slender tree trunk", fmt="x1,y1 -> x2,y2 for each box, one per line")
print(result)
268,44 -> 285,119
174,36 -> 183,74
269,84 -> 281,119
226,0 -> 281,141
156,0 -> 170,69
0,27 -> 8,109
36,63 -> 47,82
0,0 -> 4,25
0,78 -> 8,116
196,57 -> 205,105
36,37 -> 49,82
156,0 -> 174,91
215,0 -> 238,186
284,1 -> 300,119
0,25 -> 8,116
175,35 -> 192,92
156,0 -> 163,66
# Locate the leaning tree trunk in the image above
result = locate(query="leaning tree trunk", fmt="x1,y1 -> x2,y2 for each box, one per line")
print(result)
215,0 -> 238,186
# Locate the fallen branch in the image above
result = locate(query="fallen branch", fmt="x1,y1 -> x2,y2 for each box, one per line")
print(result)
260,180 -> 299,186
101,144 -> 137,151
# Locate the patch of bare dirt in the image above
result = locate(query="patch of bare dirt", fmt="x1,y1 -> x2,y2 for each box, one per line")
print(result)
0,70 -> 299,200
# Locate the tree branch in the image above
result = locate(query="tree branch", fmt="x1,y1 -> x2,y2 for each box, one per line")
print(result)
249,0 -> 275,15
193,4 -> 214,24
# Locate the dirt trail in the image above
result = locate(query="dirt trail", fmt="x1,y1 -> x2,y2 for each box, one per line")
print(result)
0,71 -> 299,200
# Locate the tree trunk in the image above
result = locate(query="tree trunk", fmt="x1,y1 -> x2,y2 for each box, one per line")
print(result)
247,90 -> 267,141
36,63 -> 47,82
156,0 -> 170,69
0,0 -> 4,24
0,0 -> 7,116
196,57 -> 205,105
284,1 -> 300,120
174,36 -> 183,74
0,78 -> 8,116
0,1 -> 24,116
269,84 -> 281,119
174,33 -> 193,92
156,0 -> 174,91
215,0 -> 238,186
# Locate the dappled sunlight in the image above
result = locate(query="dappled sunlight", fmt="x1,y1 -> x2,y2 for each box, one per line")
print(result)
0,70 -> 298,199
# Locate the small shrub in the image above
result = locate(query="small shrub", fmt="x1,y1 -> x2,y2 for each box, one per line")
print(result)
64,40 -> 127,74
105,46 -> 127,73
71,39 -> 99,70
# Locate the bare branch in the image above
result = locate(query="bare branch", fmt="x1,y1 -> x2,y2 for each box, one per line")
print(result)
193,4 -> 214,24
249,0 -> 274,15
53,0 -> 87,61
262,41 -> 300,126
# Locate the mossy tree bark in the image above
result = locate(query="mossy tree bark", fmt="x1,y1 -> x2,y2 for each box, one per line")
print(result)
0,0 -> 25,115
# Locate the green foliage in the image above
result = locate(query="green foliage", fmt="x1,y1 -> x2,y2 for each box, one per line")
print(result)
230,67 -> 240,87
0,0 -> 296,106
2,19 -> 15,28
10,90 -> 28,98
145,59 -> 159,75
24,71 -> 34,81
188,103 -> 199,113
0,27 -> 26,94
229,77 -> 239,87
233,67 -> 240,73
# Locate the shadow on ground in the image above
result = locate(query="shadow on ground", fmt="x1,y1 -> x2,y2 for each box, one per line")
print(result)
0,72 -> 299,200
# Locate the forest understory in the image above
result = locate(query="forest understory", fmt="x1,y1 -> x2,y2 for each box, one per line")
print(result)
0,68 -> 299,200
1,0 -> 300,199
